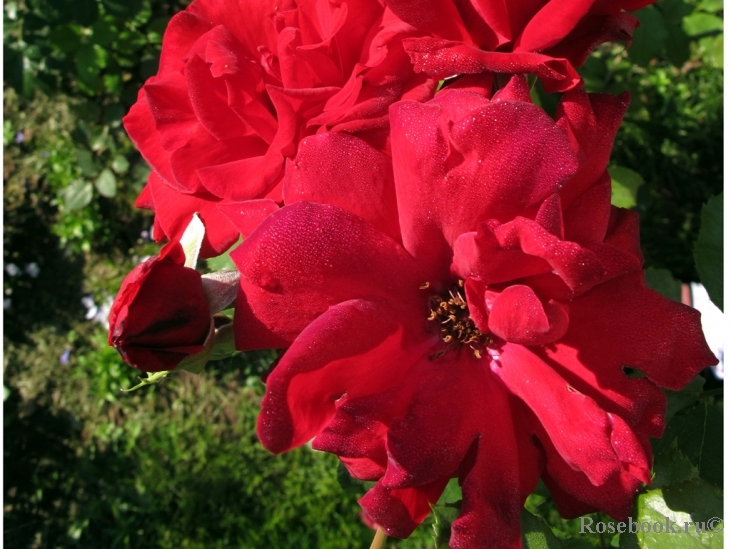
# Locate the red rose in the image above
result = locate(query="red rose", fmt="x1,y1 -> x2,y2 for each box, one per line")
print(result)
125,0 -> 435,258
386,0 -> 655,92
108,241 -> 213,372
229,78 -> 716,547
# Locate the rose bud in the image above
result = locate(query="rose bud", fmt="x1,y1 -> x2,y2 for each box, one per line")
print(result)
109,240 -> 236,373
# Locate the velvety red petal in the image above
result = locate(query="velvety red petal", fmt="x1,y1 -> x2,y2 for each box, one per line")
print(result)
555,86 -> 629,207
282,132 -> 401,243
514,0 -> 595,53
493,217 -> 605,294
449,377 -> 523,549
563,174 -> 612,246
494,343 -> 631,486
184,51 -> 250,141
185,0 -> 281,57
143,72 -> 199,152
122,89 -> 178,190
360,478 -> 449,538
488,285 -> 569,346
232,202 -> 426,349
147,172 -> 239,258
539,425 -> 649,519
559,271 -> 718,391
546,12 -> 639,68
385,0 -> 470,41
383,354 -> 487,489
256,297 -> 431,453
390,93 -> 577,281
534,342 -> 666,438
403,38 -> 581,93
217,199 -> 279,239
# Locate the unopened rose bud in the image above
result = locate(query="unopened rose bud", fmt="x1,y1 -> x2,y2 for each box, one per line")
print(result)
108,240 -> 213,372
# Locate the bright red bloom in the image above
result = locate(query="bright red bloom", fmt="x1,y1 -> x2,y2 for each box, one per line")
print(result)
125,0 -> 435,257
108,241 -> 212,372
386,0 -> 655,92
230,78 -> 716,547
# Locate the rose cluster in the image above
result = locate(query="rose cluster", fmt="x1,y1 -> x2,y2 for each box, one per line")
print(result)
109,1 -> 717,547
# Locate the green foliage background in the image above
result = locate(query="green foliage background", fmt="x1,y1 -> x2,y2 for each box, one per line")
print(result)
3,0 -> 723,548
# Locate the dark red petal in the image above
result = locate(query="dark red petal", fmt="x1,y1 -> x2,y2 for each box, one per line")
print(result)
514,0 -> 595,53
217,199 -> 279,239
563,174 -> 612,246
385,0 -> 470,41
360,478 -> 449,538
452,226 -> 551,286
232,202 -> 426,349
559,271 -> 718,391
493,217 -> 605,293
390,94 -> 577,281
534,342 -> 666,438
143,72 -> 199,152
146,172 -> 239,258
383,354 -> 486,489
184,52 -> 250,141
450,377 -> 523,549
122,89 -> 177,190
256,298 -> 432,453
186,0 -> 280,56
488,285 -> 569,346
403,38 -> 581,93
556,86 -> 629,207
494,343 -> 631,486
282,132 -> 401,243
539,424 -> 650,520
546,12 -> 639,68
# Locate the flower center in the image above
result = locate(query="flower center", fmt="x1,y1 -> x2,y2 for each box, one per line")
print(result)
423,280 -> 491,359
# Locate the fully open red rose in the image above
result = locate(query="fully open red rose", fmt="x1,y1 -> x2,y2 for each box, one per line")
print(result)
108,241 -> 212,372
386,0 -> 655,92
125,0 -> 435,258
229,77 -> 716,547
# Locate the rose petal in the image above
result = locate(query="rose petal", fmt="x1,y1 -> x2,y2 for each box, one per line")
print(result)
489,285 -> 569,346
257,297 -> 431,453
232,201 -> 426,349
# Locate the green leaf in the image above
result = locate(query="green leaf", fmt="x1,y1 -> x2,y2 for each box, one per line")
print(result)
635,481 -> 723,548
63,181 -> 93,211
609,166 -> 645,208
693,193 -> 723,310
682,13 -> 723,36
74,148 -> 98,177
521,509 -> 565,549
76,44 -> 108,94
657,397 -> 723,488
437,478 -> 462,505
664,376 -> 705,424
698,34 -> 723,69
94,169 -> 117,198
695,0 -> 723,13
651,440 -> 699,487
48,25 -> 82,54
432,504 -> 460,549
644,268 -> 681,302
657,0 -> 693,24
629,7 -> 669,66
111,155 -> 129,174
664,26 -> 691,67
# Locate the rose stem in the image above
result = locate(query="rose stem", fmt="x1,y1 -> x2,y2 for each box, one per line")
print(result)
369,527 -> 387,549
